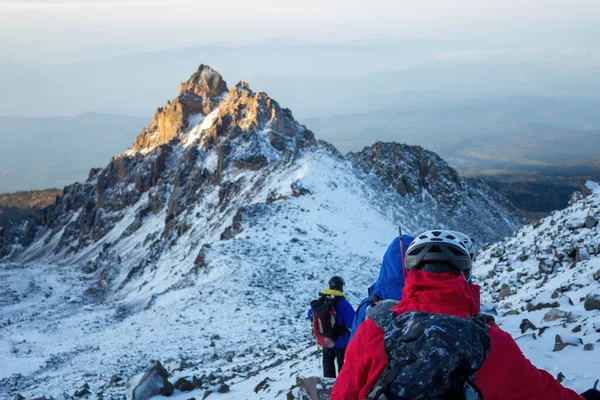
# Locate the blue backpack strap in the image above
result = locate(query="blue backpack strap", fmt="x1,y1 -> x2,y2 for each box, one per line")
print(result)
349,298 -> 373,340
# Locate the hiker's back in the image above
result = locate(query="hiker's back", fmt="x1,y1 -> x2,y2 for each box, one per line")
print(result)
367,310 -> 491,400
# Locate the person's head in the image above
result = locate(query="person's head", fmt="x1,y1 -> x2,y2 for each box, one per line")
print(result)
404,230 -> 473,281
329,275 -> 345,291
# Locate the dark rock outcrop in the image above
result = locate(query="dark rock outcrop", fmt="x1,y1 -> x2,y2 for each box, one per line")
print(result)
348,142 -> 524,243
129,361 -> 174,400
584,289 -> 600,311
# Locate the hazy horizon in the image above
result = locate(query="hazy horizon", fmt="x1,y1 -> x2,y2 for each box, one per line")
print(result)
1,0 -> 599,194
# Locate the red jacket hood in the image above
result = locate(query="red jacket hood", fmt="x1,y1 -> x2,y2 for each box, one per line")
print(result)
393,270 -> 481,318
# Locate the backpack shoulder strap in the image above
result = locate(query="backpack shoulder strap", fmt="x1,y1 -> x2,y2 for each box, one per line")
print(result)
366,310 -> 400,400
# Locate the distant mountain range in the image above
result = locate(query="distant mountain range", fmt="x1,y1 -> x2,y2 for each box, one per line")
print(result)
0,113 -> 147,192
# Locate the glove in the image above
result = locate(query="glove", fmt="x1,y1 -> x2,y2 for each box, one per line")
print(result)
581,389 -> 600,400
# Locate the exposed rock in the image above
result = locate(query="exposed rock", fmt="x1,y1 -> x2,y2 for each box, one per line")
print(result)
490,247 -> 505,259
133,65 -> 228,151
254,377 -> 272,393
584,343 -> 594,351
347,142 -> 523,243
498,284 -> 512,300
519,319 -> 537,334
217,383 -> 229,393
553,334 -> 581,352
174,377 -> 195,392
595,270 -> 600,281
542,309 -> 575,323
289,376 -> 335,400
585,215 -> 598,229
129,361 -> 174,400
557,372 -> 566,383
526,301 -> 559,312
13,395 -> 26,400
74,388 -> 91,397
584,289 -> 600,311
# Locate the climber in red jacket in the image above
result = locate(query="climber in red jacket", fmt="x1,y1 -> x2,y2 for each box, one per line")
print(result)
331,230 -> 598,400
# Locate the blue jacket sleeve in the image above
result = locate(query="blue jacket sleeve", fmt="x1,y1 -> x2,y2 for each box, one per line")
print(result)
338,299 -> 356,329
349,297 -> 371,341
307,309 -> 313,320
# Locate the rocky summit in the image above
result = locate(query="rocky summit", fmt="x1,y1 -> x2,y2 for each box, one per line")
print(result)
0,65 -> 528,400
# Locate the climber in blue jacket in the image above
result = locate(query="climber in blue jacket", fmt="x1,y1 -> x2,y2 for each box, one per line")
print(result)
349,234 -> 414,341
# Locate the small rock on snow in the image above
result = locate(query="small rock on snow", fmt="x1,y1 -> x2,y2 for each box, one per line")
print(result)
520,319 -> 537,334
585,215 -> 598,229
584,289 -> 600,311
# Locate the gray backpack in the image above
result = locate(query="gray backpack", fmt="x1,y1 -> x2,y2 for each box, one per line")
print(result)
367,311 -> 493,400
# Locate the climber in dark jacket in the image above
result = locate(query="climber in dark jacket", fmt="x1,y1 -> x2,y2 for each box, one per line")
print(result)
307,276 -> 355,378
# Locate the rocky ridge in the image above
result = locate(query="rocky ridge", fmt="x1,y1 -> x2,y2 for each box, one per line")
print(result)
348,141 -> 524,242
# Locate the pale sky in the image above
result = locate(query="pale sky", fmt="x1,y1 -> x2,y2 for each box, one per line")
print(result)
1,0 -> 600,53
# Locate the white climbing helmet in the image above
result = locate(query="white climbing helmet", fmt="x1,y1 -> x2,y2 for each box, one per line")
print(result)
447,230 -> 477,261
405,230 -> 473,273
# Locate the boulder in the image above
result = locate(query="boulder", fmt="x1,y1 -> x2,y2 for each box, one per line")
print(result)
585,215 -> 598,229
542,309 -> 576,323
497,284 -> 511,300
254,377 -> 272,393
216,384 -> 229,393
174,377 -> 195,392
288,376 -> 335,400
74,388 -> 92,397
584,289 -> 600,311
526,301 -> 559,312
129,361 -> 174,400
553,334 -> 581,352
519,319 -> 537,334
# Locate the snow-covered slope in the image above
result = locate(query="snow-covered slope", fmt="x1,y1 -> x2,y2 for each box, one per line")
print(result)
0,65 -> 525,399
472,182 -> 600,393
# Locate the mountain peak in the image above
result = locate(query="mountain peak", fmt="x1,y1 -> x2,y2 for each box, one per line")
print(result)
178,64 -> 228,99
130,65 -> 313,155
131,64 -> 228,153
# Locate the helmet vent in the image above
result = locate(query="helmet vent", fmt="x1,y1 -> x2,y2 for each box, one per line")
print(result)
408,248 -> 423,256
446,234 -> 456,240
449,246 -> 466,256
419,235 -> 428,240
429,245 -> 443,253
432,231 -> 442,237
